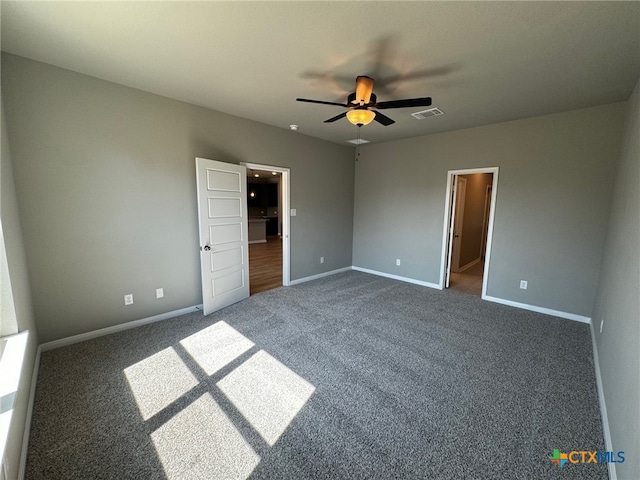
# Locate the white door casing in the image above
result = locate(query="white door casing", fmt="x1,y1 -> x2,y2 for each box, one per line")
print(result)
196,158 -> 249,315
481,185 -> 493,258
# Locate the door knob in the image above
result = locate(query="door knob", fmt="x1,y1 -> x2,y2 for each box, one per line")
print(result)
203,245 -> 211,251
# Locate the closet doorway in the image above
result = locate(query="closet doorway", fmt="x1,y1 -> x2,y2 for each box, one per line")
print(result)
440,167 -> 499,297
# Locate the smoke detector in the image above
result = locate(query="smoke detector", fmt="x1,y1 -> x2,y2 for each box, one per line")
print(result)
411,107 -> 444,120
289,124 -> 299,131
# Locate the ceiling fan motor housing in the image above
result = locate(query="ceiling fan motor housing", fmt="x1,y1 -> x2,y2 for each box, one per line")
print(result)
354,75 -> 375,104
347,92 -> 377,106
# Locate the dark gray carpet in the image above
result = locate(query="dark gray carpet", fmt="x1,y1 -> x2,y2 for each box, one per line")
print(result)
26,271 -> 608,479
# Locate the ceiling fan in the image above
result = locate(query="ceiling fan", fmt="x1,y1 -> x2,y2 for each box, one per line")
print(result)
296,75 -> 432,127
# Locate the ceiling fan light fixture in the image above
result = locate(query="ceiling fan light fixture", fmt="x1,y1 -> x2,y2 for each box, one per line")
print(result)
346,109 -> 375,126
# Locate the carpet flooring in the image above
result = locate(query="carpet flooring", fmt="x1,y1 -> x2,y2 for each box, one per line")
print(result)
25,271 -> 607,479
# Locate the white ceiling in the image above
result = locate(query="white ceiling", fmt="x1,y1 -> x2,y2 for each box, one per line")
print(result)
2,1 -> 639,146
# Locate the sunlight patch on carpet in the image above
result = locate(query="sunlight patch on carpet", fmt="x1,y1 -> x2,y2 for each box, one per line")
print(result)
217,350 -> 315,446
151,393 -> 260,480
180,321 -> 254,375
124,347 -> 198,420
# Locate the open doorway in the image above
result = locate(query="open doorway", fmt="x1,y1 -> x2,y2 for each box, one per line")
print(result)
242,162 -> 290,295
440,167 -> 499,297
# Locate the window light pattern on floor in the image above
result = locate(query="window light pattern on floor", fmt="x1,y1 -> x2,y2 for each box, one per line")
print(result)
123,320 -> 315,480
179,320 -> 254,375
217,350 -> 315,446
151,393 -> 260,480
124,347 -> 199,420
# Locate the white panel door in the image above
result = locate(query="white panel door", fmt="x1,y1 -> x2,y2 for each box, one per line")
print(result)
451,176 -> 467,273
196,158 -> 249,315
445,175 -> 467,287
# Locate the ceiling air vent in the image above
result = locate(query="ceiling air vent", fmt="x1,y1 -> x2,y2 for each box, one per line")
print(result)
411,107 -> 444,120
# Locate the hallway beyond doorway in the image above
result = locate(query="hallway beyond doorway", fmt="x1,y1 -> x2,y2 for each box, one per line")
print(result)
449,261 -> 484,296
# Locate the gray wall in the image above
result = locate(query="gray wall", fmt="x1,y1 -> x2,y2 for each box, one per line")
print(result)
592,79 -> 639,479
353,103 -> 625,317
1,54 -> 355,343
459,173 -> 493,268
1,101 -> 39,480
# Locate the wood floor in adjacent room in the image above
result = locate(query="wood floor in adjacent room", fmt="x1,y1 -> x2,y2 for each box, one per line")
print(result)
249,236 -> 282,295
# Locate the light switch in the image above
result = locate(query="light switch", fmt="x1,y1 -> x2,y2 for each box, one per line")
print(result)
291,209 -> 297,216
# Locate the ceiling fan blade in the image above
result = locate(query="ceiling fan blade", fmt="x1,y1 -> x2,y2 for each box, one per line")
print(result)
324,112 -> 347,123
375,97 -> 432,109
373,111 -> 395,126
296,98 -> 348,107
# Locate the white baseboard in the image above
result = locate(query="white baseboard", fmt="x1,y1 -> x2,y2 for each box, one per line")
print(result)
352,266 -> 442,290
482,295 -> 590,323
19,304 -> 200,478
18,345 -> 40,480
39,305 -> 203,352
352,267 -> 589,324
589,322 -> 616,480
289,267 -> 352,286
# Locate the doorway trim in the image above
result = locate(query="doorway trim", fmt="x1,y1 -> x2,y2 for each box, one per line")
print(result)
438,166 -> 499,299
241,162 -> 291,287
480,183 -> 493,259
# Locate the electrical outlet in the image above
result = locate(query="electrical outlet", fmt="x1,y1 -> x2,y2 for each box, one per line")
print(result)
520,280 -> 528,290
156,288 -> 164,299
396,259 -> 401,266
320,256 -> 324,264
124,294 -> 134,305
600,319 -> 604,334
